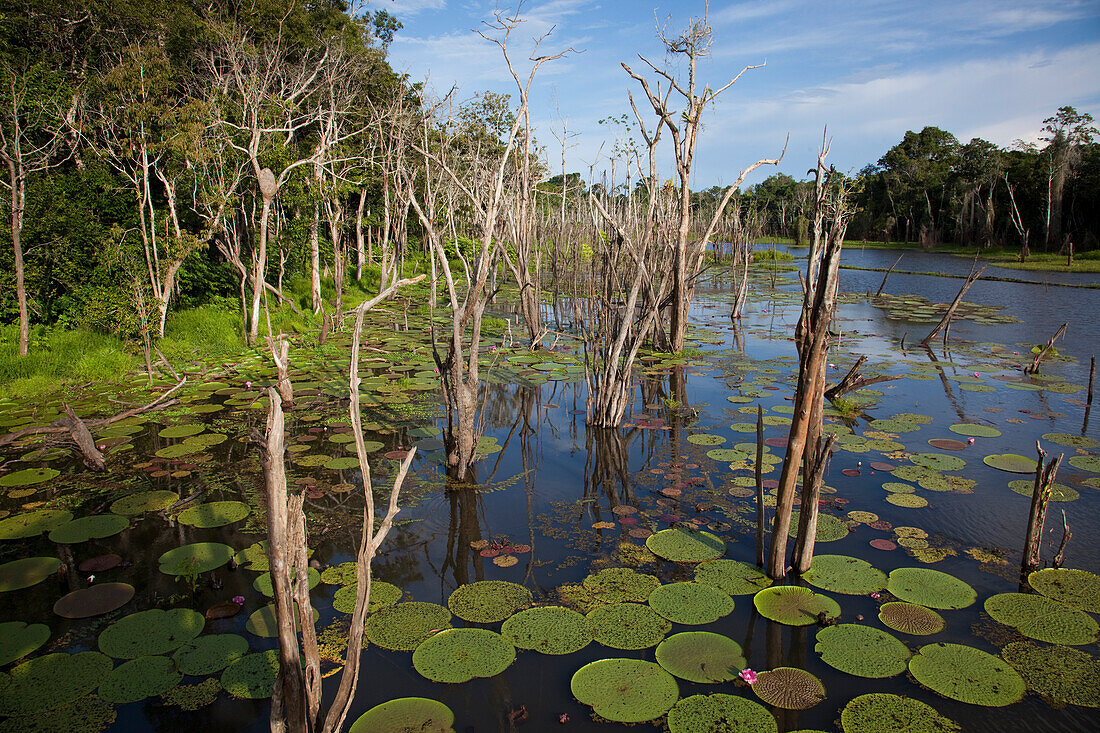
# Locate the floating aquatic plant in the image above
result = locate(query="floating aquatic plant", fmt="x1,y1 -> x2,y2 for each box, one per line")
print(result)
0,556 -> 61,592
0,467 -> 60,488
0,509 -> 72,540
687,433 -> 726,446
570,658 -> 679,724
176,501 -> 250,528
48,513 -> 129,544
1001,641 -> 1100,708
500,605 -> 593,655
886,567 -> 976,610
752,586 -> 841,626
53,582 -> 134,619
645,528 -> 725,562
98,654 -> 182,704
839,693 -> 959,733
320,561 -> 357,585
801,555 -> 887,596
908,642 -> 1024,706
693,559 -> 773,595
0,692 -> 116,733
366,602 -> 452,651
1008,479 -> 1079,502
159,424 -> 205,438
815,624 -> 910,678
333,580 -> 401,614
788,512 -> 849,542
447,580 -> 532,623
984,592 -> 1098,645
0,651 -> 113,716
411,628 -> 515,683
220,649 -> 279,699
1028,568 -> 1100,613
0,621 -> 49,666
752,666 -> 826,709
98,608 -> 204,659
253,566 -> 321,597
582,567 -> 660,603
245,603 -> 319,638
948,423 -> 1000,438
586,602 -> 672,649
161,678 -> 221,712
647,581 -> 734,625
172,634 -> 249,675
348,697 -> 456,733
878,602 -> 946,635
667,693 -> 777,733
983,453 -> 1038,474
654,631 -> 745,683
109,490 -> 178,515
158,542 -> 234,575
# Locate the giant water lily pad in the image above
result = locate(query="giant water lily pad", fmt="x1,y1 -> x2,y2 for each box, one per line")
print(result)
886,568 -> 976,610
366,602 -> 452,651
816,624 -> 911,678
687,433 -> 726,446
984,593 -> 1098,645
948,423 -> 1000,438
1041,432 -> 1099,449
878,602 -> 946,635
583,567 -> 660,603
0,621 -> 49,666
0,467 -> 59,487
694,559 -> 773,595
98,608 -> 204,659
159,424 -> 205,438
840,693 -> 959,733
570,658 -> 679,724
0,651 -> 113,716
983,453 -> 1038,474
411,628 -> 515,683
0,693 -> 117,732
645,528 -> 725,562
909,453 -> 966,472
501,605 -> 592,655
349,698 -> 456,733
110,490 -> 178,515
0,509 -> 72,540
908,642 -> 1025,706
667,694 -> 777,733
177,501 -> 250,528
98,654 -> 182,704
0,557 -> 60,592
1028,568 -> 1100,613
1008,479 -> 1079,502
802,555 -> 887,595
172,634 -> 249,675
333,580 -> 402,614
220,649 -> 279,699
158,542 -> 234,575
253,567 -> 321,597
586,602 -> 671,649
1001,641 -> 1100,708
753,586 -> 840,626
244,603 -> 319,637
788,512 -> 849,542
447,580 -> 532,623
752,667 -> 826,709
1068,454 -> 1100,472
647,582 -> 734,625
654,631 -> 744,683
48,513 -> 129,544
53,582 -> 134,618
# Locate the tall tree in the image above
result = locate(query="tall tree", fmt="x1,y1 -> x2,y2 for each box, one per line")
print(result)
1041,106 -> 1098,250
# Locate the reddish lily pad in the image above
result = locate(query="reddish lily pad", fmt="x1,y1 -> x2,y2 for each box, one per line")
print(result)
53,582 -> 135,618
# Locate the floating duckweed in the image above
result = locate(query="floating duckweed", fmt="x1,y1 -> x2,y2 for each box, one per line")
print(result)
98,655 -> 182,704
886,568 -> 975,610
220,649 -> 279,699
647,582 -> 734,625
447,580 -> 532,623
0,651 -> 113,716
752,667 -> 826,709
348,698 -> 455,733
500,606 -> 593,655
802,555 -> 887,595
878,602 -> 946,635
984,593 -> 1099,645
667,694 -> 777,733
908,642 -> 1025,706
654,631 -> 744,683
1001,641 -> 1100,708
582,567 -> 660,603
752,586 -> 841,626
586,602 -> 671,649
366,602 -> 452,651
694,559 -> 773,595
839,693 -> 960,733
411,628 -> 515,683
815,624 -> 910,678
570,658 -> 679,724
1028,568 -> 1100,613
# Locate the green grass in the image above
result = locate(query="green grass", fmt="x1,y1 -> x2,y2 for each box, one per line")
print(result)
0,325 -> 138,399
842,240 -> 1100,272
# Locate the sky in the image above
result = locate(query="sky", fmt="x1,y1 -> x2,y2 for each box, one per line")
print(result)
373,0 -> 1100,189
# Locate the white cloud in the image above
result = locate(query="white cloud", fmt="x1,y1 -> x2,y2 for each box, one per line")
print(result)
377,0 -> 448,17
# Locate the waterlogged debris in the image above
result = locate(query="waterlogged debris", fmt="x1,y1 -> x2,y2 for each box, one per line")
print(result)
412,628 -> 515,683
886,568 -> 976,609
1001,641 -> 1100,708
909,642 -> 1025,706
586,602 -> 671,649
349,697 -> 456,733
447,580 -> 532,623
667,694 -> 777,733
570,658 -> 679,724
647,582 -> 734,625
840,693 -> 959,733
878,601 -> 946,635
220,649 -> 279,699
1028,568 -> 1100,613
98,655 -> 182,704
752,586 -> 841,626
654,631 -> 744,683
816,624 -> 910,678
984,593 -> 1099,645
0,621 -> 50,666
801,555 -> 887,595
0,651 -> 113,716
53,582 -> 134,618
751,666 -> 826,709
0,557 -> 61,592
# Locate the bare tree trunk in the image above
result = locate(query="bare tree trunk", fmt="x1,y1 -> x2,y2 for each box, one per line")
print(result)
919,263 -> 987,346
1025,323 -> 1068,375
875,254 -> 903,297
1021,443 -> 1063,575
310,201 -> 322,313
791,434 -> 838,573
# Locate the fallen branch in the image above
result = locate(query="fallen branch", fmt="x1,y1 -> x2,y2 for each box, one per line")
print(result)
919,263 -> 987,346
1024,322 -> 1067,375
874,253 -> 903,297
63,403 -> 106,471
1053,509 -> 1071,569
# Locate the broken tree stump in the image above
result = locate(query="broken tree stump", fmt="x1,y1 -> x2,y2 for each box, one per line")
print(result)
1025,322 -> 1068,375
791,433 -> 838,574
1021,442 -> 1063,576
874,254 -> 903,297
63,403 -> 106,471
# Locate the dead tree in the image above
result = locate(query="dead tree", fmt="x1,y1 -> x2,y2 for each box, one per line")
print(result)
754,405 -> 765,567
1025,322 -> 1067,374
766,133 -> 850,581
1021,442 -> 1063,576
874,254 -> 903,296
824,355 -> 903,401
62,404 -> 106,471
919,262 -> 986,346
791,433 -> 838,573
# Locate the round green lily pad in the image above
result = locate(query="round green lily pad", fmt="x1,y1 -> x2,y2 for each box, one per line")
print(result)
816,624 -> 911,678
324,456 -> 360,470
98,654 -> 182,704
1001,641 -> 1100,708
220,649 -> 279,699
0,651 -> 113,716
1068,454 -> 1100,472
802,555 -> 887,595
48,513 -> 129,544
583,567 -> 660,603
500,606 -> 593,655
909,642 -> 1025,706
411,628 -> 515,683
366,602 -> 452,651
840,693 -> 960,733
0,557 -> 60,592
333,580 -> 402,614
244,603 -> 319,637
570,658 -> 679,724
886,493 -> 929,508
53,582 -> 134,618
752,666 -> 826,709
172,634 -> 249,675
654,631 -> 745,683
668,694 -> 777,733
984,453 -> 1038,474
645,528 -> 725,562
878,602 -> 946,635
447,580 -> 532,623
694,559 -> 773,595
253,566 -> 321,597
984,592 -> 1098,645
0,621 -> 50,666
948,423 -> 1001,438
788,512 -> 849,542
98,608 -> 205,659
687,433 -> 726,446
586,602 -> 671,649
1008,479 -> 1079,502
909,453 -> 966,472
707,448 -> 750,462
0,692 -> 117,731
110,490 -> 179,515
155,442 -> 203,458
648,582 -> 734,625
177,501 -> 251,528
0,509 -> 72,540
0,467 -> 59,487
159,424 -> 205,438
1028,568 -> 1100,613
753,586 -> 841,626
320,561 -> 357,585
886,568 -> 976,610
1041,432 -> 1099,449
349,697 -> 455,733
158,542 -> 234,575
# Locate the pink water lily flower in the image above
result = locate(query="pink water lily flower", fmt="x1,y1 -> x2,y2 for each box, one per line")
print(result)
232,595 -> 245,605
870,592 -> 881,600
739,668 -> 758,684
559,713 -> 570,724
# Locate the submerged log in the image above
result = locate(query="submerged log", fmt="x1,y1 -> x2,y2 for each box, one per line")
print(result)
62,403 -> 106,471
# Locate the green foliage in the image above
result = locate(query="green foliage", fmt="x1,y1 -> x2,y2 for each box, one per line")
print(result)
0,325 -> 137,398
157,305 -> 247,363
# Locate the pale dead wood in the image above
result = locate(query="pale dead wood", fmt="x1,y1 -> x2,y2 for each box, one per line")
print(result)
1025,322 -> 1068,375
62,403 -> 106,471
919,262 -> 987,346
1021,442 -> 1063,576
791,434 -> 839,573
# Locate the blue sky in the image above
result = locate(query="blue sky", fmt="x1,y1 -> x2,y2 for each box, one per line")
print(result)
375,0 -> 1100,188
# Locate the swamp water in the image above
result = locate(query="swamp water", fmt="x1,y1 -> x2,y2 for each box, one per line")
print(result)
0,251 -> 1098,732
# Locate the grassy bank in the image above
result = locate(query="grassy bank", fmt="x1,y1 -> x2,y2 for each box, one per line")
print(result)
837,240 -> 1100,273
